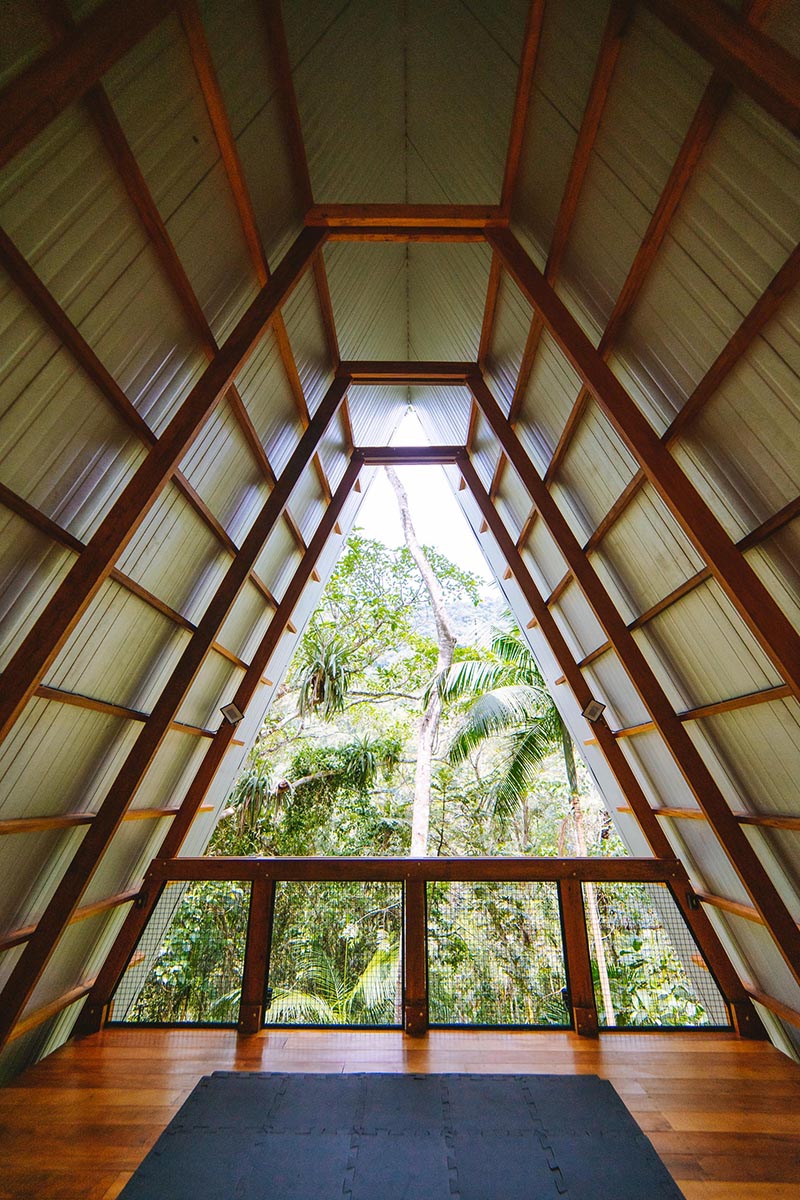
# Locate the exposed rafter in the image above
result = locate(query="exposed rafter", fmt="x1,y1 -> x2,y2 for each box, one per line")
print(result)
77,453 -> 362,1035
0,225 -> 325,748
0,377 -> 351,1051
469,370 -> 800,988
487,230 -> 800,706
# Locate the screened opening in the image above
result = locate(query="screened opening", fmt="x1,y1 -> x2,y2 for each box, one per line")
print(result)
427,881 -> 570,1027
265,881 -> 403,1027
111,881 -> 248,1025
583,882 -> 730,1028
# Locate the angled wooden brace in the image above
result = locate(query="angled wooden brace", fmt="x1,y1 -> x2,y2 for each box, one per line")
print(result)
0,224 -> 326,749
466,374 -> 800,990
0,378 -> 350,1051
76,453 -> 363,1034
487,228 -> 800,706
458,455 -> 763,1038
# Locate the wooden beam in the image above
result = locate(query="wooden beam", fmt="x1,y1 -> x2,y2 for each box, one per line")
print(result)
459,455 -> 759,1033
643,0 -> 800,135
619,805 -> 800,833
0,0 -> 171,170
0,376 -> 348,1051
582,241 -> 800,551
403,880 -> 428,1036
486,231 -> 800,706
0,888 -> 138,953
559,880 -> 599,1036
468,371 -> 800,988
306,204 -> 504,229
500,0 -> 547,215
78,455 -> 361,1033
489,0 -> 631,500
358,446 -> 465,465
0,225 -> 325,750
148,856 -> 683,883
7,978 -> 97,1044
744,984 -> 800,1030
0,805 -> 213,838
324,226 -> 488,243
342,361 -> 476,383
238,880 -> 274,1034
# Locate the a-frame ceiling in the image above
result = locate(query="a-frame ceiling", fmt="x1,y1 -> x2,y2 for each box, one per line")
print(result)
0,0 -> 799,1078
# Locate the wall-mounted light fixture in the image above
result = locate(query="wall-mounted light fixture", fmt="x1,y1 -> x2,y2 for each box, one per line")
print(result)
220,702 -> 245,726
581,698 -> 606,724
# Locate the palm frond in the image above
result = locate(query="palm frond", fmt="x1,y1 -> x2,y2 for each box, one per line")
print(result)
447,686 -> 555,766
267,988 -> 339,1023
348,940 -> 400,1011
493,723 -> 559,820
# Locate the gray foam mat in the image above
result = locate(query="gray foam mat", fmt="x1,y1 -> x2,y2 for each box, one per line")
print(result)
119,1071 -> 685,1199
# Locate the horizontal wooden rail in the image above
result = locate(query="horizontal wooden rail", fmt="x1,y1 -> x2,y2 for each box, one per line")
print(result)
341,361 -> 477,383
306,205 -> 505,229
0,805 -> 215,837
743,984 -> 800,1031
617,805 -> 800,833
147,856 -> 682,884
357,446 -> 466,465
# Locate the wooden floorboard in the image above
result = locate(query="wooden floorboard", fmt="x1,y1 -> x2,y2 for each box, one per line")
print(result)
0,1028 -> 798,1198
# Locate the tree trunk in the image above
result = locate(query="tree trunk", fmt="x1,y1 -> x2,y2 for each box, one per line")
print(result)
386,467 -> 456,856
561,728 -> 617,1026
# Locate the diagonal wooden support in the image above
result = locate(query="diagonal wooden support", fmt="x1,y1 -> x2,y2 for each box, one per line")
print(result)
75,453 -> 362,1035
0,0 -> 172,169
0,224 -> 326,749
487,229 -> 800,706
466,376 -> 800,990
459,455 -> 763,1037
0,378 -> 350,1051
643,0 -> 800,136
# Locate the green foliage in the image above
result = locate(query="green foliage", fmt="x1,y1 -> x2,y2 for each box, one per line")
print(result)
120,533 -> 710,1033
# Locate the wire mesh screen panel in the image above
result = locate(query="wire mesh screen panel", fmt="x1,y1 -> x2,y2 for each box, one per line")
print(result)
266,881 -> 403,1026
583,882 -> 730,1028
111,881 -> 249,1025
427,882 -> 569,1027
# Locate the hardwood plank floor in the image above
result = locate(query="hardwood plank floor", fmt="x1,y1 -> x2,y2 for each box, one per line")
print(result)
0,1028 -> 798,1198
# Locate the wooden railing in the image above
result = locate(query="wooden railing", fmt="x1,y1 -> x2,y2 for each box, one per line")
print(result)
129,856 -> 707,1037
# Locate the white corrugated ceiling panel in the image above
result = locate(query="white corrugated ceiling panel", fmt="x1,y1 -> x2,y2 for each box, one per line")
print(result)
411,386 -> 472,448
348,386 -> 408,447
103,15 -> 259,344
559,9 -> 712,343
747,520 -> 800,637
512,0 -> 612,265
486,270 -> 532,413
553,402 -> 639,540
200,0 -> 305,267
0,510 -> 75,673
286,0 -> 405,202
324,242 -> 407,360
0,1 -> 51,89
409,243 -> 492,360
281,271 -> 335,417
513,331 -> 583,474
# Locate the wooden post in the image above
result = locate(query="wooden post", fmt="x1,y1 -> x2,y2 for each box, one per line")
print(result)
238,880 -> 275,1034
403,880 -> 428,1036
559,880 -> 599,1037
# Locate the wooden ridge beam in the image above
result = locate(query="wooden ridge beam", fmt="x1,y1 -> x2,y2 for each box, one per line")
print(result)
486,230 -> 800,706
0,0 -> 171,170
0,375 -> 348,1051
0,224 -> 325,750
468,370 -> 800,988
643,0 -> 800,135
79,454 -> 362,1033
459,455 -> 758,1033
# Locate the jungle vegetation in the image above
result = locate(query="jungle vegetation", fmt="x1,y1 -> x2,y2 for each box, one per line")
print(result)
124,490 -> 721,1031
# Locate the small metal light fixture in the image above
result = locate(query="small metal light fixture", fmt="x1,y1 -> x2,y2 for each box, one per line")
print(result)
220,701 -> 245,726
581,698 -> 606,724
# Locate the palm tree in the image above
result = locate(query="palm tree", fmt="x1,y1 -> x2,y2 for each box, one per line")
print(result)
434,626 -> 617,1024
267,937 -> 401,1025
